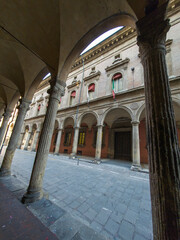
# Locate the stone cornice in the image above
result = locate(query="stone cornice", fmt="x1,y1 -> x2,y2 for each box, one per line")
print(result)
105,58 -> 130,72
83,71 -> 101,82
71,27 -> 136,71
37,77 -> 50,91
37,97 -> 44,103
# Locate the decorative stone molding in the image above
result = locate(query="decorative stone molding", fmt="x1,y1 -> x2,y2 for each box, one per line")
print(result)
105,58 -> 130,72
83,71 -> 101,82
130,102 -> 139,110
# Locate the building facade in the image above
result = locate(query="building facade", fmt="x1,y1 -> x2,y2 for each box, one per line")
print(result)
18,5 -> 180,168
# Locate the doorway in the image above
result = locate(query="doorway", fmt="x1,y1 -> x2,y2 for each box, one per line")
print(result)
114,131 -> 131,160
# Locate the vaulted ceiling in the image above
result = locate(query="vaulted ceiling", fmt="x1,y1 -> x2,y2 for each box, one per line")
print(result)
0,0 -> 168,113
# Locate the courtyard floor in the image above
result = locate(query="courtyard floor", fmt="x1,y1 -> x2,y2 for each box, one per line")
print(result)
0,149 -> 153,240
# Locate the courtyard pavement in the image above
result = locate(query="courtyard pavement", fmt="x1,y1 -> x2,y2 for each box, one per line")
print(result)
0,149 -> 153,240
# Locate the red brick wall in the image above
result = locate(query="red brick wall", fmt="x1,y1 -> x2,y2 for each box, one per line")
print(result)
58,125 -> 109,158
139,119 -> 148,164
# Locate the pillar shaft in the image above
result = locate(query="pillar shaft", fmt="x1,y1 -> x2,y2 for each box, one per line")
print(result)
71,127 -> 79,156
0,99 -> 30,176
31,131 -> 40,151
23,131 -> 31,150
17,132 -> 25,149
137,4 -> 180,239
54,129 -> 62,154
22,80 -> 65,203
0,109 -> 12,147
95,125 -> 103,160
131,121 -> 140,169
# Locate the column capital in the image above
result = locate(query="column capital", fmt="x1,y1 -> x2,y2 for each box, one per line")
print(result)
136,3 -> 170,60
131,121 -> 140,125
58,128 -> 63,131
47,79 -> 66,102
18,98 -> 31,112
96,124 -> 104,128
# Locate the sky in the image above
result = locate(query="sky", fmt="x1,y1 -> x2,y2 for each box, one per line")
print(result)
43,26 -> 123,80
80,26 -> 123,55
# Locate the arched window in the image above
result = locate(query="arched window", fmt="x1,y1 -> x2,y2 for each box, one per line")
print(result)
87,83 -> 95,101
70,91 -> 76,106
112,73 -> 123,93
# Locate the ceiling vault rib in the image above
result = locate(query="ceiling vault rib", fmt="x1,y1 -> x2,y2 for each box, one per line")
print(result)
0,25 -> 55,72
0,82 -> 17,91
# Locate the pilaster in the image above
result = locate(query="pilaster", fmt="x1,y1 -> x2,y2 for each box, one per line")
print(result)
131,121 -> 141,171
71,127 -> 79,157
54,128 -> 63,155
95,125 -> 103,163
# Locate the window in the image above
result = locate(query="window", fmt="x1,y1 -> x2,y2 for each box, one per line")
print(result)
78,131 -> 86,146
37,104 -> 41,112
64,132 -> 72,146
87,83 -> 95,100
112,73 -> 123,93
70,91 -> 76,105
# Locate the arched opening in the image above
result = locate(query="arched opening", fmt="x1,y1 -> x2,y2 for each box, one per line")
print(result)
21,126 -> 29,149
60,117 -> 74,154
103,108 -> 132,161
77,112 -> 98,157
28,124 -> 37,150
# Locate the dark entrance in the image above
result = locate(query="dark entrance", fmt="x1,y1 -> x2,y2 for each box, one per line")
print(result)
114,131 -> 131,160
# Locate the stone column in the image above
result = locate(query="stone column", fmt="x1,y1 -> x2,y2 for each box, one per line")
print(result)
31,130 -> 40,152
131,121 -> 141,170
0,109 -> 12,147
22,80 -> 65,203
17,132 -> 25,149
95,125 -> 103,162
71,127 -> 79,157
23,129 -> 32,150
0,98 -> 30,176
54,128 -> 63,155
136,4 -> 180,239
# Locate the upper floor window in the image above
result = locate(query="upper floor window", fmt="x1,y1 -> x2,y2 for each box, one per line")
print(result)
112,73 -> 123,93
87,83 -> 95,100
37,104 -> 41,112
70,91 -> 76,106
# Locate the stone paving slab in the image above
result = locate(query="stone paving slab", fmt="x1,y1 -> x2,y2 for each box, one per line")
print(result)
0,149 -> 153,240
0,182 -> 58,240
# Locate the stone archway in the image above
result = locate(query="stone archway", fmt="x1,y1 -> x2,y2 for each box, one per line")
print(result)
103,107 -> 132,161
77,112 -> 98,157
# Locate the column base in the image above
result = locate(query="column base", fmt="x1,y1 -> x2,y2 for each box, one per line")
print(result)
131,164 -> 141,171
69,153 -> 76,159
22,189 -> 49,204
0,168 -> 11,177
54,152 -> 59,156
93,158 -> 101,164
